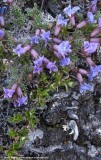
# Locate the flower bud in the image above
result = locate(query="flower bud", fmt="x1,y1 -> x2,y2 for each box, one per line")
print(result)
12,93 -> 18,101
79,69 -> 88,75
53,51 -> 61,58
35,29 -> 40,36
54,24 -> 61,36
90,28 -> 101,37
41,29 -> 45,34
16,87 -> 23,97
86,57 -> 95,66
77,73 -> 83,83
23,45 -> 31,52
90,38 -> 101,43
30,49 -> 39,59
27,73 -> 33,83
0,16 -> 5,26
53,44 -> 58,51
52,37 -> 62,44
70,16 -> 75,26
11,83 -> 18,91
76,21 -> 87,29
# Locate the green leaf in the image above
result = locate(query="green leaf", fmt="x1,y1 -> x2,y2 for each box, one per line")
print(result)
12,142 -> 23,150
40,73 -> 47,82
8,128 -> 17,138
8,113 -> 24,124
6,150 -> 16,157
18,127 -> 28,137
0,145 -> 3,151
64,83 -> 68,92
68,81 -> 74,88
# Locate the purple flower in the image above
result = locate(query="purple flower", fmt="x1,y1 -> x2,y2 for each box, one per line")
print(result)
57,14 -> 68,26
60,57 -> 70,67
41,31 -> 51,47
87,12 -> 96,24
13,44 -> 26,57
3,0 -> 7,2
91,0 -> 98,13
80,82 -> 93,93
3,87 -> 15,98
30,35 -> 39,44
64,4 -> 80,17
33,56 -> 46,74
34,56 -> 44,67
41,31 -> 51,41
14,96 -> 27,107
0,29 -> 5,38
46,61 -> 58,73
33,65 -> 43,74
87,65 -> 101,81
84,41 -> 98,54
57,41 -> 71,57
43,57 -> 50,64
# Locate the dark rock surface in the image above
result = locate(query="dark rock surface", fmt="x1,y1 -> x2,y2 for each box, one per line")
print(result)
23,83 -> 101,160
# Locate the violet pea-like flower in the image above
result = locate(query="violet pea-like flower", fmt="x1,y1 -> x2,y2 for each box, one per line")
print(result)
41,31 -> 51,45
80,82 -> 93,93
64,4 -> 80,17
3,87 -> 15,98
13,44 -> 26,57
87,65 -> 101,81
30,35 -> 40,45
33,65 -> 43,74
33,56 -> 45,74
54,15 -> 68,36
84,41 -> 98,55
90,0 -> 98,13
60,57 -> 70,67
46,61 -> 58,73
34,56 -> 44,67
87,12 -> 96,24
57,41 -> 72,57
14,96 -> 27,107
57,14 -> 68,26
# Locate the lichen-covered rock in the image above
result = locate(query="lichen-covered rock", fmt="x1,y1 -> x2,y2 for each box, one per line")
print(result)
23,83 -> 101,159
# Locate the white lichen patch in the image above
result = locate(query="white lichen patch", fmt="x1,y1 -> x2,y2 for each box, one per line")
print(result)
42,12 -> 56,25
28,129 -> 44,142
62,120 -> 79,141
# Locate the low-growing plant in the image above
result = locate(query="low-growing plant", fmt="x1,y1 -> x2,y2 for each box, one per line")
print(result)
0,0 -> 101,158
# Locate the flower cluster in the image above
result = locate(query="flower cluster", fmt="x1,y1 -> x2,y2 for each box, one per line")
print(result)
30,29 -> 51,47
3,83 -> 27,107
53,41 -> 71,67
2,0 -> 101,101
33,56 -> 58,74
